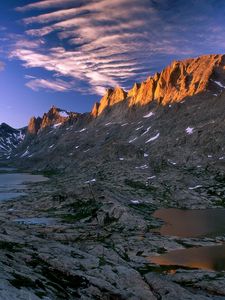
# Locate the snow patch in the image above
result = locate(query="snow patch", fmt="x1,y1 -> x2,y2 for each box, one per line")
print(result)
188,185 -> 203,190
145,133 -> 160,143
141,126 -> 151,136
147,176 -> 156,179
214,80 -> 225,88
168,159 -> 177,165
186,127 -> 194,135
85,179 -> 96,184
53,123 -> 62,128
129,137 -> 137,143
21,150 -> 29,157
143,111 -> 155,118
136,164 -> 148,170
79,128 -> 87,133
130,200 -> 141,205
59,111 -> 69,118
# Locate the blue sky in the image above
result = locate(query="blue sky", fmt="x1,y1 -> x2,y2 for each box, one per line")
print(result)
1,0 -> 225,128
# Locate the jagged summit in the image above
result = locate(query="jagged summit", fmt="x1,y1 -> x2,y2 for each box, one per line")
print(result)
92,86 -> 127,117
28,106 -> 79,134
23,54 -> 225,129
92,54 -> 225,117
9,53 -> 225,137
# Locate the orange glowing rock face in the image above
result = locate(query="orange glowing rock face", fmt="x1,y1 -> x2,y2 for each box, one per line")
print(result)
95,87 -> 128,116
91,102 -> 100,118
91,54 -> 225,117
27,106 -> 79,134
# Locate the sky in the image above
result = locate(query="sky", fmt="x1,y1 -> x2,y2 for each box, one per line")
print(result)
1,0 -> 225,128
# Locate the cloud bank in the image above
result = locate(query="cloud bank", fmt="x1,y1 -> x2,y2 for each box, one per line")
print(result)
11,0 -> 225,94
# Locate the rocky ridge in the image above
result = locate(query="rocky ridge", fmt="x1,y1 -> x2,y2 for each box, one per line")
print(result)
28,106 -> 80,135
92,54 -> 225,116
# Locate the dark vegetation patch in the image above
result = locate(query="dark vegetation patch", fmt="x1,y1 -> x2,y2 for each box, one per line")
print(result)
62,199 -> 102,222
32,169 -> 61,177
0,241 -> 23,252
10,273 -> 39,289
26,255 -> 89,299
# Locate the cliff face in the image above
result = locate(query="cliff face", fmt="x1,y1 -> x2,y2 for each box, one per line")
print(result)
92,87 -> 127,117
128,74 -> 159,106
27,54 -> 225,127
27,106 -> 79,134
92,54 -> 225,116
152,54 -> 225,105
28,117 -> 42,135
91,102 -> 100,118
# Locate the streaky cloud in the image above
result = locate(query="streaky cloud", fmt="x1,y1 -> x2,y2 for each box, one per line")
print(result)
26,78 -> 73,92
11,0 -> 225,96
16,0 -> 78,12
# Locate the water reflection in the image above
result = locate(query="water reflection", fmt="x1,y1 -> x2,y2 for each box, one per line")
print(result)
153,208 -> 225,238
150,243 -> 225,271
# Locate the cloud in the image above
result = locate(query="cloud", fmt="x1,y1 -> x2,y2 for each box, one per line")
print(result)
11,0 -> 225,96
12,0 -> 159,95
16,0 -> 77,12
24,74 -> 37,79
26,78 -> 73,92
0,62 -> 5,71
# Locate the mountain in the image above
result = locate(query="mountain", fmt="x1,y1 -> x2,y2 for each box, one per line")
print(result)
0,123 -> 25,158
1,54 -> 225,299
92,54 -> 225,117
5,53 -> 225,170
27,106 -> 80,134
91,86 -> 128,117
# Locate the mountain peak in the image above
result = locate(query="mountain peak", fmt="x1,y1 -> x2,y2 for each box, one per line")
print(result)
91,86 -> 127,117
27,107 -> 79,134
91,53 -> 225,116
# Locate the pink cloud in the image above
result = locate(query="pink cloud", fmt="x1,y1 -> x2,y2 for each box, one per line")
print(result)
26,78 -> 73,92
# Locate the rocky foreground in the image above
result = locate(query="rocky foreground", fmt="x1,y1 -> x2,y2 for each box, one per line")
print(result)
0,54 -> 225,299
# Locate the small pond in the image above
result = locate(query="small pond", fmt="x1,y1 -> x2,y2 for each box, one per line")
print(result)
153,208 -> 225,238
150,243 -> 225,272
14,217 -> 57,226
150,208 -> 225,271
